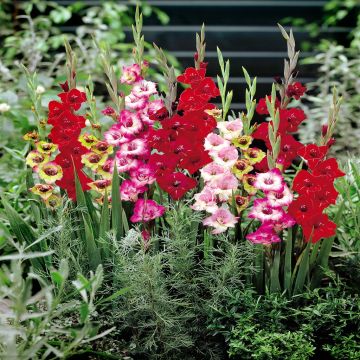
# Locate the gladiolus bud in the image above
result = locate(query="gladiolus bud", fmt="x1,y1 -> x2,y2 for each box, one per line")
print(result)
321,124 -> 328,137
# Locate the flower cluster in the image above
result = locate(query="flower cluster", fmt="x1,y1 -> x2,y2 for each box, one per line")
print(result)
288,144 -> 345,243
253,83 -> 307,171
100,63 -> 165,223
148,64 -> 219,200
192,113 -> 267,234
246,169 -> 295,244
25,84 -> 91,204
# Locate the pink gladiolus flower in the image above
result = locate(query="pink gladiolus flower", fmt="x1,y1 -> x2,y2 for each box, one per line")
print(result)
191,187 -> 218,213
118,110 -> 143,136
200,162 -> 229,183
125,93 -> 148,110
204,133 -> 230,153
254,168 -> 284,193
119,138 -> 149,157
217,119 -> 243,140
120,179 -> 147,202
146,99 -> 164,117
246,224 -> 281,245
114,154 -> 140,173
249,198 -> 284,222
212,145 -> 238,168
271,213 -> 296,232
132,80 -> 157,97
209,173 -> 238,201
121,64 -> 142,85
130,198 -> 165,223
203,207 -> 238,234
266,185 -> 293,208
130,163 -> 156,187
104,124 -> 132,146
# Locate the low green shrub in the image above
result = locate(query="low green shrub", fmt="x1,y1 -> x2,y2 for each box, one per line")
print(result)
210,281 -> 360,359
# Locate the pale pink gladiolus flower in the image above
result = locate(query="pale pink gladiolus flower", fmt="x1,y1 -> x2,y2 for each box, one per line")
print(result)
191,187 -> 218,213
200,162 -> 229,183
130,198 -> 165,223
217,119 -> 243,140
248,198 -> 284,223
254,168 -> 284,193
120,179 -> 147,202
203,207 -> 238,234
266,185 -> 293,208
204,133 -> 230,153
209,173 -> 238,202
212,145 -> 238,168
121,64 -> 142,85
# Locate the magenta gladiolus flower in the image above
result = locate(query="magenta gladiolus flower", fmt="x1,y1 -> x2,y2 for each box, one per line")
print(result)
246,223 -> 281,245
121,64 -> 142,85
130,198 -> 165,223
120,179 -> 147,202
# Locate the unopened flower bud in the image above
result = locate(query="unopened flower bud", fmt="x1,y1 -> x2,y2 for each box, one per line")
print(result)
35,85 -> 45,94
85,119 -> 91,127
0,103 -> 10,113
321,124 -> 328,137
327,138 -> 336,148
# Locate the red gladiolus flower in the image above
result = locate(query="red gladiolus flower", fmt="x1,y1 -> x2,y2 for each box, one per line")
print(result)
292,170 -> 326,194
286,82 -> 307,100
58,88 -> 87,111
157,172 -> 197,200
302,213 -> 336,243
279,108 -> 307,133
298,144 -> 328,168
288,196 -> 321,225
193,77 -> 220,99
177,67 -> 206,85
178,150 -> 212,174
255,96 -> 280,115
312,158 -> 345,179
56,168 -> 91,201
312,184 -> 339,210
148,153 -> 178,177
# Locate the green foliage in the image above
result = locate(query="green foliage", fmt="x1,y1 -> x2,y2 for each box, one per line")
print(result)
299,43 -> 360,160
109,204 -> 256,359
331,158 -> 360,288
0,241 -> 110,359
210,280 -> 360,360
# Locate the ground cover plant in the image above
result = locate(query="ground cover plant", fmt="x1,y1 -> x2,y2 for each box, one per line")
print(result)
1,7 -> 359,360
